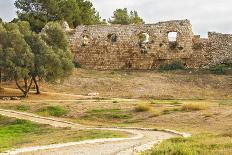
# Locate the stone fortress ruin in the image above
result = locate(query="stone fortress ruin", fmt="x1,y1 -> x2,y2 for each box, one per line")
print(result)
63,19 -> 232,70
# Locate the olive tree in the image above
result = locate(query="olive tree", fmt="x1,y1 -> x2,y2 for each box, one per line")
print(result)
3,23 -> 35,97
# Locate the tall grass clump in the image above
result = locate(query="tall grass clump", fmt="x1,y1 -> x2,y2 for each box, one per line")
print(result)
135,103 -> 151,112
182,103 -> 209,111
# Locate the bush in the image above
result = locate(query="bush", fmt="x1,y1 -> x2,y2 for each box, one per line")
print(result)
135,103 -> 151,112
182,103 -> 209,111
210,64 -> 226,75
73,60 -> 82,68
159,61 -> 185,71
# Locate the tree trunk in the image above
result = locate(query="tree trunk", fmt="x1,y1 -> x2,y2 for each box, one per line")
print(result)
33,77 -> 40,94
15,78 -> 33,97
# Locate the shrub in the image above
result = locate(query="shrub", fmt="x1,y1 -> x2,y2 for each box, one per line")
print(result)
159,61 -> 185,71
135,103 -> 151,112
182,103 -> 209,111
73,60 -> 82,68
210,64 -> 226,75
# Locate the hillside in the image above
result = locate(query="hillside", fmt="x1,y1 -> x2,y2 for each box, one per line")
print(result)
44,69 -> 232,100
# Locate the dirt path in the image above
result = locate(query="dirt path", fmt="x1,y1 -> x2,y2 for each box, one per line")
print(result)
0,109 -> 185,155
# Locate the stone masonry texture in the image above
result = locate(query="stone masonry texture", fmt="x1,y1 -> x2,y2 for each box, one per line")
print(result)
63,19 -> 232,70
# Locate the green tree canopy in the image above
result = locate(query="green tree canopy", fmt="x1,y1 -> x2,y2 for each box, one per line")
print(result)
15,0 -> 102,32
0,21 -> 74,96
2,23 -> 35,97
109,8 -> 144,25
41,22 -> 74,81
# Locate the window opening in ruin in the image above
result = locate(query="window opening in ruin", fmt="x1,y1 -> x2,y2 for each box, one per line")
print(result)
139,33 -> 150,43
168,32 -> 177,42
139,33 -> 150,54
107,33 -> 117,42
82,35 -> 89,46
168,32 -> 178,50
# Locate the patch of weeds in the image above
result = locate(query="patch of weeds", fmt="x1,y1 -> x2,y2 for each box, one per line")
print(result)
125,118 -> 145,124
37,106 -> 68,117
162,108 -> 181,115
142,134 -> 232,155
218,100 -> 232,106
210,64 -> 227,75
84,108 -> 132,120
150,100 -> 182,105
110,114 -> 131,119
182,103 -> 209,111
87,108 -> 121,113
159,61 -> 185,71
16,105 -> 30,111
150,109 -> 163,117
135,103 -> 151,112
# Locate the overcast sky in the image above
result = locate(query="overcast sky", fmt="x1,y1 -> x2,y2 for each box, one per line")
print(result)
0,0 -> 231,37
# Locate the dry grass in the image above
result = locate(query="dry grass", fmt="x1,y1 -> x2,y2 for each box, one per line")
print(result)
142,133 -> 232,155
182,103 -> 209,111
149,109 -> 163,117
135,103 -> 151,112
41,69 -> 232,99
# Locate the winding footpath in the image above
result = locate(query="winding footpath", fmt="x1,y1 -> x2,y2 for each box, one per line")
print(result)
0,109 -> 190,155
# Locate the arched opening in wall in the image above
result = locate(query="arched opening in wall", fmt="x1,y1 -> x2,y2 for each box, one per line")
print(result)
168,32 -> 178,50
82,35 -> 90,46
107,33 -> 117,43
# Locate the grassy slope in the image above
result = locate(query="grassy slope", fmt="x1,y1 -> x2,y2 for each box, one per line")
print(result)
0,116 -> 128,153
44,69 -> 232,99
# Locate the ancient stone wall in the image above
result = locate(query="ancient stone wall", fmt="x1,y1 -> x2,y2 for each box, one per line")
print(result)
203,32 -> 232,66
65,19 -> 232,70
